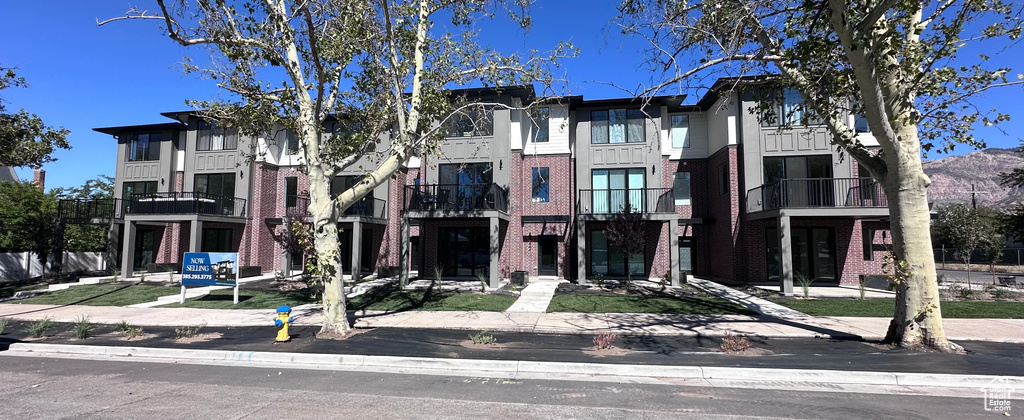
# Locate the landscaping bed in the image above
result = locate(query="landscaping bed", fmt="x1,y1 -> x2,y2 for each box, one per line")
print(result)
348,288 -> 517,312
548,283 -> 756,315
771,298 -> 1023,318
11,283 -> 181,307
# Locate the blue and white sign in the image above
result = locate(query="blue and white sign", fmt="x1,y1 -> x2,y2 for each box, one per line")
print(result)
182,252 -> 238,286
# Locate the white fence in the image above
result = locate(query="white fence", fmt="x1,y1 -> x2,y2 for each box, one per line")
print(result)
0,252 -> 107,281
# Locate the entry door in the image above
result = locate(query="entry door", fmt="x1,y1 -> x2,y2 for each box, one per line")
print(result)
538,236 -> 557,276
134,230 -> 155,270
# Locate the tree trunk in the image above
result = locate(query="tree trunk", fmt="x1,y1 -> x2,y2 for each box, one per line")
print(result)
881,150 -> 959,352
308,162 -> 349,336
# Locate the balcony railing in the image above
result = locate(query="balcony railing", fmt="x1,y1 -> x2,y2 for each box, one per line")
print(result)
404,183 -> 509,213
58,198 -> 124,221
128,192 -> 247,217
577,188 -> 674,215
285,196 -> 387,219
746,178 -> 888,213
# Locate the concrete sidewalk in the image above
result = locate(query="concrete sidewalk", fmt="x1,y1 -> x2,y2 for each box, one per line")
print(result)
2,303 -> 1021,342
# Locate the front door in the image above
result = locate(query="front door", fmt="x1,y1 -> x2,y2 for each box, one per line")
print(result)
538,236 -> 557,276
133,230 -> 155,270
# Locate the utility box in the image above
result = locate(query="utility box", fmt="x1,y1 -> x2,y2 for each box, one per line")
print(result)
511,271 -> 528,286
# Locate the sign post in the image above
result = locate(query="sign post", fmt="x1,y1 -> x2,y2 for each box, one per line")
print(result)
181,252 -> 240,305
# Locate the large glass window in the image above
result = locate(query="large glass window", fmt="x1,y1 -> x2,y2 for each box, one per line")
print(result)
766,227 -> 836,281
201,228 -> 233,252
532,167 -> 549,203
330,175 -> 357,198
197,120 -> 237,151
533,107 -> 549,142
673,172 -> 691,205
671,115 -> 689,148
591,168 -> 645,213
763,155 -> 833,207
283,129 -> 300,155
194,173 -> 236,198
126,133 -> 161,161
590,230 -> 645,277
437,227 -> 490,277
761,88 -> 822,126
447,105 -> 494,137
591,109 -> 645,144
122,181 -> 157,199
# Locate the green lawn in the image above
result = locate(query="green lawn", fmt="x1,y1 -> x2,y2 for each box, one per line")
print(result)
161,289 -> 316,310
13,284 -> 180,306
546,294 -> 756,315
772,298 -> 1024,318
348,290 -> 517,312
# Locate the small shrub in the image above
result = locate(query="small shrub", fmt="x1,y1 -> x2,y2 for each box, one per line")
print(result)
433,265 -> 444,283
989,287 -> 1018,300
139,271 -> 147,282
936,274 -> 946,285
795,273 -> 814,298
858,277 -> 867,300
475,272 -> 488,293
0,317 -> 8,335
593,331 -> 618,350
468,330 -> 496,345
123,326 -> 144,340
659,272 -> 671,291
115,320 -> 131,334
26,318 -> 54,338
175,323 -> 206,339
958,287 -> 975,300
73,316 -> 93,340
594,273 -> 606,289
720,332 -> 751,352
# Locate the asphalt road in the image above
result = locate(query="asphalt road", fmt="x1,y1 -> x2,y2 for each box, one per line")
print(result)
0,355 -> 1002,419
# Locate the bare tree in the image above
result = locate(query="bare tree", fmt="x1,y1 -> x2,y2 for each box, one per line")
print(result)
101,0 -> 575,336
618,0 -> 1023,351
605,204 -> 646,288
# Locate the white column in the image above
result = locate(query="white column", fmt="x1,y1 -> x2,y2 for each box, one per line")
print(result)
489,216 -> 500,289
189,221 -> 203,252
121,221 -> 136,279
779,214 -> 794,296
351,221 -> 363,281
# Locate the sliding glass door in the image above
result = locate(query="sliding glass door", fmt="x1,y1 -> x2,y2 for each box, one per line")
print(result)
591,168 -> 645,214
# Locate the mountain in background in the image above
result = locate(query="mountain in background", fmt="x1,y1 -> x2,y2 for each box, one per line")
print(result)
923,147 -> 1024,210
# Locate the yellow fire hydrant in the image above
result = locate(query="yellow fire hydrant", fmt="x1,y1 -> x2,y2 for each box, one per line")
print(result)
274,305 -> 294,343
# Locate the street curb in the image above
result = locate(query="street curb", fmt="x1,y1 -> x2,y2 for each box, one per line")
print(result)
8,343 -> 1023,390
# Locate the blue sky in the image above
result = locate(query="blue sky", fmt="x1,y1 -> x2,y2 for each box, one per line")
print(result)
1,1 -> 1021,191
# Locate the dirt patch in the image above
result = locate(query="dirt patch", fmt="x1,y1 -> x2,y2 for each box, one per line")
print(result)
457,339 -> 507,349
583,346 -> 630,357
314,328 -> 368,340
862,341 -> 897,351
718,347 -> 774,356
556,282 -> 710,299
174,332 -> 223,344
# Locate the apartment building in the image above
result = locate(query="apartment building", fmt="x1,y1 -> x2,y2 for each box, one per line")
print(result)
63,78 -> 891,294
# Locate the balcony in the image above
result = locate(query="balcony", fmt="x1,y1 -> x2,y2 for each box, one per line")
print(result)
404,183 -> 509,213
58,198 -> 124,222
285,196 -> 387,219
577,188 -> 675,215
127,192 -> 247,218
746,178 -> 888,213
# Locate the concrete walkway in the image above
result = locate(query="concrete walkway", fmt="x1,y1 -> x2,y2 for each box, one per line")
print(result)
689,277 -> 807,318
2,303 -> 1022,342
504,279 -> 563,313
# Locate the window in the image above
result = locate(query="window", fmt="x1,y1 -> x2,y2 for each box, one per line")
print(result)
285,177 -> 298,208
447,105 -> 494,137
761,88 -> 822,126
671,115 -> 689,148
330,175 -> 357,198
197,120 -> 237,151
590,230 -> 645,276
201,228 -> 233,252
763,155 -> 833,184
533,107 -> 550,142
591,109 -> 645,144
532,167 -> 549,203
194,173 -> 236,198
126,133 -> 161,161
283,129 -> 300,155
122,181 -> 157,199
679,236 -> 694,272
863,228 -> 875,261
717,164 -> 728,195
673,172 -> 691,205
591,168 -> 645,213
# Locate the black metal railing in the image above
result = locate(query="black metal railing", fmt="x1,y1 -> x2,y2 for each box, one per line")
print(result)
285,196 -> 387,219
127,192 -> 247,217
576,188 -> 674,214
404,183 -> 509,212
58,198 -> 123,221
746,178 -> 887,213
